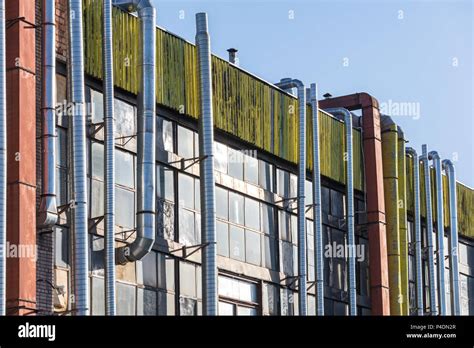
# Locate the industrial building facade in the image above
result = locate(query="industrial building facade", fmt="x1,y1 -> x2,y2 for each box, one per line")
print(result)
1,0 -> 473,316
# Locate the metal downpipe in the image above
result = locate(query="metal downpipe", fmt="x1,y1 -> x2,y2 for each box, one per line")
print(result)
103,0 -> 116,315
406,147 -> 423,315
429,151 -> 446,315
324,108 -> 356,316
69,0 -> 89,315
442,159 -> 461,315
310,84 -> 324,316
196,13 -> 217,316
0,0 -> 6,316
275,78 -> 307,315
39,0 -> 58,228
114,0 -> 156,264
420,145 -> 437,316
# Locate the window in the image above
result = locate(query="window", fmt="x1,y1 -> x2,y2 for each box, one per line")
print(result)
276,168 -> 289,198
179,207 -> 195,245
116,149 -> 134,188
217,221 -> 229,257
218,275 -> 259,316
117,282 -> 137,315
245,230 -> 262,266
244,197 -> 260,230
228,148 -> 244,180
157,116 -> 174,153
178,173 -> 194,210
115,187 -> 135,228
261,204 -> 275,237
214,142 -> 228,173
90,89 -> 104,124
229,225 -> 245,261
157,165 -> 174,202
216,187 -> 228,219
157,253 -> 175,292
229,192 -> 244,225
244,154 -> 258,185
115,98 -> 135,139
177,126 -> 195,159
91,142 -> 104,179
142,251 -> 157,288
179,261 -> 202,316
258,160 -> 273,192
330,189 -> 345,220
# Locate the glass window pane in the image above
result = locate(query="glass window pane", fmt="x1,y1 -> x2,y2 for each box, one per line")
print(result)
180,262 -> 196,298
115,187 -> 134,228
179,208 -> 195,245
244,197 -> 260,230
116,149 -> 134,188
56,168 -> 68,206
277,168 -> 289,197
279,210 -> 291,241
244,155 -> 258,185
56,128 -> 67,167
115,98 -> 135,137
229,225 -> 245,261
261,204 -> 275,237
305,180 -> 313,207
90,89 -> 103,123
238,306 -> 257,316
263,235 -> 278,270
55,227 -> 69,268
178,174 -> 194,209
219,301 -> 235,315
245,230 -> 261,266
331,189 -> 345,219
229,192 -> 244,225
91,142 -> 104,179
157,200 -> 174,240
214,142 -> 228,173
239,280 -> 258,302
179,297 -> 197,316
194,178 -> 200,211
141,251 -> 157,287
157,116 -> 173,153
157,253 -> 175,291
157,165 -> 174,202
217,221 -> 229,257
281,241 -> 294,276
289,174 -> 297,198
91,179 -> 104,218
259,160 -> 273,192
91,276 -> 105,315
228,148 -> 243,180
177,126 -> 194,159
140,289 -> 157,315
117,282 -> 136,315
216,187 -> 228,219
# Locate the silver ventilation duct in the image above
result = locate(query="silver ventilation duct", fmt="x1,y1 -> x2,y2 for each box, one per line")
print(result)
227,48 -> 238,65
406,147 -> 423,315
196,12 -> 218,316
324,108 -> 356,316
114,0 -> 156,264
39,0 -> 58,228
442,159 -> 461,315
69,0 -> 89,315
275,78 -> 307,316
103,0 -> 116,315
420,145 -> 437,316
310,84 -> 324,316
429,151 -> 446,315
0,0 -> 5,316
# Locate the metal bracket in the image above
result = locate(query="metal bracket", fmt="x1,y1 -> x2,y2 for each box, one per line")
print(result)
115,228 -> 137,242
6,17 -> 37,30
88,216 -> 105,231
169,155 -> 208,171
57,202 -> 73,215
170,242 -> 211,259
89,122 -> 104,137
280,275 -> 299,289
115,134 -> 137,146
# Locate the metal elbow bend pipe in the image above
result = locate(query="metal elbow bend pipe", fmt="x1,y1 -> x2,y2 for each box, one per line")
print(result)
420,145 -> 437,316
406,147 -> 423,315
428,151 -> 446,315
442,159 -> 461,315
324,107 -> 356,316
275,78 -> 307,315
114,0 -> 156,264
39,0 -> 58,228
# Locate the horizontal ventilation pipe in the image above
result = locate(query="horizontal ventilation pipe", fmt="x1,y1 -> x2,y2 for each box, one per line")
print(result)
429,151 -> 446,315
310,84 -> 324,316
420,145 -> 437,316
0,0 -> 5,316
442,159 -> 461,315
103,0 -> 116,315
196,12 -> 217,316
406,147 -> 423,315
39,0 -> 58,228
114,0 -> 156,264
275,78 -> 307,316
324,108 -> 356,316
69,0 -> 89,315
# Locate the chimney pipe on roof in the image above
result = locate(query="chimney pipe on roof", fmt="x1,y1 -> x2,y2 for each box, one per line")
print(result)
227,48 -> 238,66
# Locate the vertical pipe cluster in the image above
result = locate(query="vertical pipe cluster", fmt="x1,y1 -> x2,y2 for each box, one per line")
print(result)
443,160 -> 461,315
275,78 -> 307,315
0,0 -> 5,316
323,108 -> 356,316
39,0 -> 58,228
102,0 -> 116,315
421,144 -> 437,315
310,84 -> 324,316
196,12 -> 217,316
429,151 -> 446,315
114,0 -> 156,263
69,0 -> 89,315
406,147 -> 423,315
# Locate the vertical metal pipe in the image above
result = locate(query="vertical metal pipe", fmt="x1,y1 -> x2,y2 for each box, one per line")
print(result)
196,12 -> 217,316
429,151 -> 446,315
69,0 -> 89,315
406,147 -> 423,315
421,144 -> 437,315
323,108 -> 356,316
114,0 -> 156,263
0,0 -> 5,316
39,0 -> 58,228
275,78 -> 307,315
103,0 -> 116,315
310,84 -> 324,316
442,159 -> 461,315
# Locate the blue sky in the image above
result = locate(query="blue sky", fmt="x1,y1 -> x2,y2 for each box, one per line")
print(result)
152,0 -> 473,187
